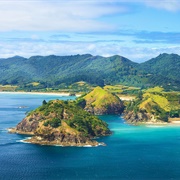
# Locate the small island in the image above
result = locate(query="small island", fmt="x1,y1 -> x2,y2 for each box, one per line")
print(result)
9,99 -> 111,146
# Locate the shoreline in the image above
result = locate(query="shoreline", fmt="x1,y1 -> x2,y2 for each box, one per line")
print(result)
19,137 -> 105,147
126,122 -> 180,126
8,128 -> 104,147
122,118 -> 180,126
0,91 -> 81,97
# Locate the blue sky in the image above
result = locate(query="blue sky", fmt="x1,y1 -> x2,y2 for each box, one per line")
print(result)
0,0 -> 180,62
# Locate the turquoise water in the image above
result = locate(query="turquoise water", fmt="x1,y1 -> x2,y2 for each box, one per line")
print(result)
0,93 -> 180,180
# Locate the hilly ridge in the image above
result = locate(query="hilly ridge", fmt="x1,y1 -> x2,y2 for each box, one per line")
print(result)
0,53 -> 179,90
139,53 -> 180,89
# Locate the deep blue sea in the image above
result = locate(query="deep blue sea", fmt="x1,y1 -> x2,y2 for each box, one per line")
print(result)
0,93 -> 180,180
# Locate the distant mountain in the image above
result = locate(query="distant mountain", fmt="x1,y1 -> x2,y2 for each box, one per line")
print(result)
0,53 -> 179,90
139,53 -> 180,89
0,54 -> 138,86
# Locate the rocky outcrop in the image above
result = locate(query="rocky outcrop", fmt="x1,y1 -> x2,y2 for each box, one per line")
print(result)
124,111 -> 153,124
9,100 -> 111,146
84,102 -> 123,115
123,110 -> 167,124
123,89 -> 171,124
16,116 -> 39,133
26,131 -> 99,146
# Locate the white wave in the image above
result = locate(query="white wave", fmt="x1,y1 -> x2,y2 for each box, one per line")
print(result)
1,129 -> 8,132
146,125 -> 165,128
111,128 -> 136,131
54,144 -> 64,147
82,145 -> 93,147
16,137 -> 31,143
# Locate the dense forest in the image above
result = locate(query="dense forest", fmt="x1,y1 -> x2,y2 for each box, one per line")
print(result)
0,53 -> 179,91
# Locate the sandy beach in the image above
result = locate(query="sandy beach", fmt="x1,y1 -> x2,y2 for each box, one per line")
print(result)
144,121 -> 180,126
0,91 -> 81,97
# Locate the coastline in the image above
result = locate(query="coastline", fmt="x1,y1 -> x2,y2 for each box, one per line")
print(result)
0,91 -> 81,97
18,137 -> 105,147
127,121 -> 180,126
8,128 -> 103,147
145,122 -> 180,126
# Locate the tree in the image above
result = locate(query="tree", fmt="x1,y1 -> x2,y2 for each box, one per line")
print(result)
42,100 -> 47,105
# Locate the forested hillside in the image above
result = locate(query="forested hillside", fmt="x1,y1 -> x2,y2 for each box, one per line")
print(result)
139,53 -> 180,90
0,53 -> 179,90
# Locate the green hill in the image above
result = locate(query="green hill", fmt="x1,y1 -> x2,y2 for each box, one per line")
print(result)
77,86 -> 124,115
139,53 -> 180,90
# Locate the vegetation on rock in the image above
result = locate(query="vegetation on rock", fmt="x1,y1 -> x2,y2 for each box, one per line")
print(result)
124,87 -> 180,124
13,99 -> 111,146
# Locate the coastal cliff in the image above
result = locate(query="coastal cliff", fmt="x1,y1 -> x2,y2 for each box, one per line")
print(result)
10,100 -> 111,146
77,86 -> 124,115
123,111 -> 164,124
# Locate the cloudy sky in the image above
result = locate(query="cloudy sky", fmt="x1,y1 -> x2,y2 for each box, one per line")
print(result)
0,0 -> 180,62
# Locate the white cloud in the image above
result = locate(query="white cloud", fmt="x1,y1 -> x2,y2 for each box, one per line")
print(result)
1,0 -> 179,32
0,0 -> 179,32
0,0 -> 180,61
0,0 -> 124,32
106,0 -> 180,12
143,0 -> 180,12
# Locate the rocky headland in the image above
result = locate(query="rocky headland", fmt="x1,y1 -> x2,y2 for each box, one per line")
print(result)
123,111 -> 167,125
123,87 -> 180,125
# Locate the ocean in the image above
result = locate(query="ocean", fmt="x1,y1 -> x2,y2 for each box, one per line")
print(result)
0,93 -> 180,180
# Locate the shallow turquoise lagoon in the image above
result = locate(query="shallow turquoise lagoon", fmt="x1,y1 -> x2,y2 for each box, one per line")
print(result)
0,93 -> 180,180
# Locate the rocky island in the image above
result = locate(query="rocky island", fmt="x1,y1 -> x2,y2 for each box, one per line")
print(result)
9,99 -> 111,146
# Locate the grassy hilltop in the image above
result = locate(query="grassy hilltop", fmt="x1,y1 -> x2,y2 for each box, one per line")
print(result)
77,86 -> 124,115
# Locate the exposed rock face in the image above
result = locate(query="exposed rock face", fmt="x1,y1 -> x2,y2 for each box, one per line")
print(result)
84,102 -> 123,115
27,131 -> 99,146
10,100 -> 111,146
78,86 -> 124,115
123,89 -> 172,124
16,116 -> 39,133
123,111 -> 156,124
123,110 -> 167,124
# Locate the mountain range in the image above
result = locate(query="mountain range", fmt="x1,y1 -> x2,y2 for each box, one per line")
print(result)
0,53 -> 179,90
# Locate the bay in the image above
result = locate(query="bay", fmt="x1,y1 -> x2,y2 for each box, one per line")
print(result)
0,93 -> 180,180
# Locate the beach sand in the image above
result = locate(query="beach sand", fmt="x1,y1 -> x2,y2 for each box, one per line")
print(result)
0,91 -> 81,97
